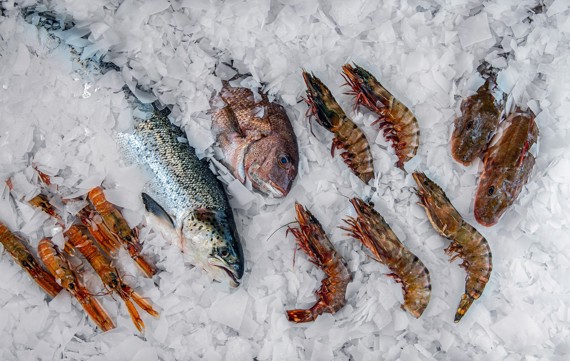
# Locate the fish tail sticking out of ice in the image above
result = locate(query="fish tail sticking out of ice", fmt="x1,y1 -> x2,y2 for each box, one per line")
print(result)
413,172 -> 492,322
210,81 -> 299,198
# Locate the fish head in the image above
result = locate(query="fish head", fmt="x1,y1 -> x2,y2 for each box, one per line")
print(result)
182,209 -> 244,287
244,135 -> 298,197
451,81 -> 500,165
473,171 -> 511,227
412,172 -> 462,236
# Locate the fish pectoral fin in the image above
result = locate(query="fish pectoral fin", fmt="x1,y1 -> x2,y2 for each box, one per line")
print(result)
141,193 -> 175,229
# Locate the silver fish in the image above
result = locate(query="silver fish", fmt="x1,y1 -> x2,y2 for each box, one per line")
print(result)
115,103 -> 244,286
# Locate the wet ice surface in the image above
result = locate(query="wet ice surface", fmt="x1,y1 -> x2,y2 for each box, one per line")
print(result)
0,0 -> 569,360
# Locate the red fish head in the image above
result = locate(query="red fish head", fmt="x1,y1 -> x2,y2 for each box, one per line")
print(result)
244,134 -> 298,198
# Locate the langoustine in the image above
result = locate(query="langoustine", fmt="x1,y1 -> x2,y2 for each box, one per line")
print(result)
86,187 -> 156,277
0,223 -> 62,298
302,71 -> 375,184
413,172 -> 492,322
474,108 -> 539,226
65,225 -> 159,332
286,203 -> 351,323
210,81 -> 299,197
38,237 -> 115,331
342,198 -> 431,318
342,64 -> 420,169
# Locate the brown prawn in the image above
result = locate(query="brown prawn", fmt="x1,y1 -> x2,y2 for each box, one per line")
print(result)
65,225 -> 159,332
413,172 -> 492,322
286,203 -> 351,323
341,198 -> 431,318
87,187 -> 156,277
0,223 -> 62,298
342,64 -> 420,169
38,237 -> 115,331
302,71 -> 375,184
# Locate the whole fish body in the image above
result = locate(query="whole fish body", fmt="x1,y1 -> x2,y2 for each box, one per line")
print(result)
22,7 -> 245,285
115,102 -> 244,286
474,108 -> 539,226
210,81 -> 299,197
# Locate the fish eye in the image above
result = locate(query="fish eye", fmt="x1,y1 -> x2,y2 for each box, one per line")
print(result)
277,154 -> 291,168
466,122 -> 473,130
68,283 -> 75,290
487,186 -> 495,196
219,247 -> 230,258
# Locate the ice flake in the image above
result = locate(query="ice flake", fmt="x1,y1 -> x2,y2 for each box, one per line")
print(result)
458,13 -> 492,48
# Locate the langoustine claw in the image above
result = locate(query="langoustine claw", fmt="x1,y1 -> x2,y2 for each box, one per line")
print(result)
342,63 -> 420,169
413,172 -> 492,322
286,203 -> 351,323
302,71 -> 375,184
342,198 -> 431,318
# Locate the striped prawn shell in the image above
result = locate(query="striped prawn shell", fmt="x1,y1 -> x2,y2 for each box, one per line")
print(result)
412,172 -> 492,322
302,71 -> 375,183
342,198 -> 431,318
342,64 -> 419,169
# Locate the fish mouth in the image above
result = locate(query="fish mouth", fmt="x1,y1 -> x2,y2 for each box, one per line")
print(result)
247,163 -> 287,197
212,263 -> 241,287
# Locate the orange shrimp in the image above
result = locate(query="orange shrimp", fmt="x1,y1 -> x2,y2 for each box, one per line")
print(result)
0,223 -> 62,298
342,64 -> 420,169
302,71 -> 375,184
413,172 -> 492,322
37,237 -> 115,331
342,198 -> 431,318
286,203 -> 351,323
87,187 -> 156,277
65,225 -> 159,332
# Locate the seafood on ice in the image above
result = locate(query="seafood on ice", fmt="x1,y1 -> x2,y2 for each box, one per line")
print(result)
38,238 -> 116,332
286,203 -> 351,323
65,225 -> 159,332
474,108 -> 539,226
302,71 -> 375,184
342,64 -> 420,169
450,78 -> 501,166
413,172 -> 492,322
210,81 -> 299,197
342,198 -> 431,318
0,222 -> 62,298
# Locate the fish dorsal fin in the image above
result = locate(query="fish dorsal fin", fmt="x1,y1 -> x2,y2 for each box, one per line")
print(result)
142,193 -> 175,229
